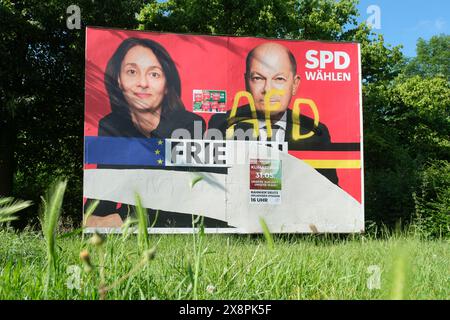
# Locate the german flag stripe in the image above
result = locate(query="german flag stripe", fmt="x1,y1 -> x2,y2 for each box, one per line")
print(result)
289,143 -> 360,151
288,151 -> 360,160
302,160 -> 361,169
289,150 -> 361,169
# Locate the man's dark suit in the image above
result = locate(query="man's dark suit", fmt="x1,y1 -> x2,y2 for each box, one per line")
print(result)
208,104 -> 339,185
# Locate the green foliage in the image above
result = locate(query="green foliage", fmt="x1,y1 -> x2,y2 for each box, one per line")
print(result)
288,0 -> 360,40
139,0 -> 293,36
78,220 -> 156,299
190,216 -> 206,299
134,194 -> 150,252
0,197 -> 32,224
259,218 -> 274,251
0,0 -> 145,226
362,31 -> 449,230
363,136 -> 419,225
404,34 -> 450,80
139,0 -> 364,41
0,229 -> 449,299
390,76 -> 450,120
40,179 -> 67,267
39,178 -> 67,295
357,31 -> 404,83
413,160 -> 450,238
389,75 -> 450,159
82,199 -> 99,227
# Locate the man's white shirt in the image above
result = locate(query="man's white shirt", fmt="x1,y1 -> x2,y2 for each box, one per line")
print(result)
257,111 -> 287,142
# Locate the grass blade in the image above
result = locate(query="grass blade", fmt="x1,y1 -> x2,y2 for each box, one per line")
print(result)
259,218 -> 274,251
0,197 -> 32,224
40,179 -> 67,295
83,199 -> 99,227
190,175 -> 203,189
135,193 -> 149,251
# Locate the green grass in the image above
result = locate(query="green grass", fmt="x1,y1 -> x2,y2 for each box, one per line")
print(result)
0,229 -> 448,300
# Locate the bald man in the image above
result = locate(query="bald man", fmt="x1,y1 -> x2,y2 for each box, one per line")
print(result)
208,42 -> 339,186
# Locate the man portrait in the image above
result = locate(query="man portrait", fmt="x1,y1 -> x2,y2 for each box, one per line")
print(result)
207,42 -> 339,185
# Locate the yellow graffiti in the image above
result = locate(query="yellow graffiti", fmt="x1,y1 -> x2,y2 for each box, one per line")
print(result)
227,91 -> 320,141
264,89 -> 285,139
292,99 -> 320,140
226,91 -> 259,139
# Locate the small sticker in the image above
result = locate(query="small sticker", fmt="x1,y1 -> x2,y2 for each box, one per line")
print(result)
193,89 -> 227,113
249,159 -> 282,204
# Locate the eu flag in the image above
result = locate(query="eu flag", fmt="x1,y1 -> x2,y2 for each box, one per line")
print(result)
84,137 -> 166,166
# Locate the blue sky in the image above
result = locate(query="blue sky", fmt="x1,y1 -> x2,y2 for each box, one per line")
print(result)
356,0 -> 450,57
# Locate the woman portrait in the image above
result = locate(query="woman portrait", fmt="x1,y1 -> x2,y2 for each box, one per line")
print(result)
86,37 -> 227,228
100,37 -> 204,139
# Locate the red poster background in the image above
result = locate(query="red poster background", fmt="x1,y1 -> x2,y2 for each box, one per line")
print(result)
85,27 -> 363,203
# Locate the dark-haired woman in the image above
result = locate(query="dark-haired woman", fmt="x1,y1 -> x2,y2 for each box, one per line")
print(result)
100,37 -> 202,139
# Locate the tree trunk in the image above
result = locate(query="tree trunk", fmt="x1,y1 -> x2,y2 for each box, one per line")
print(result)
0,118 -> 17,197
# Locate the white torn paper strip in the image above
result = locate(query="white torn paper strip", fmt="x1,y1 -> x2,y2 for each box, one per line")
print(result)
84,142 -> 363,233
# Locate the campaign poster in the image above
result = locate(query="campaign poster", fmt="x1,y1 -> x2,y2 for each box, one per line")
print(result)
84,27 -> 364,233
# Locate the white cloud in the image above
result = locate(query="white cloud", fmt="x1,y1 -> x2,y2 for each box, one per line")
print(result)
434,17 -> 446,30
410,17 -> 447,31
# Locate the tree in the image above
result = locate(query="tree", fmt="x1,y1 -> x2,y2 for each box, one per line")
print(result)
0,0 -> 43,197
362,33 -> 449,227
1,0 -> 147,226
139,0 -> 293,36
404,34 -> 450,81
